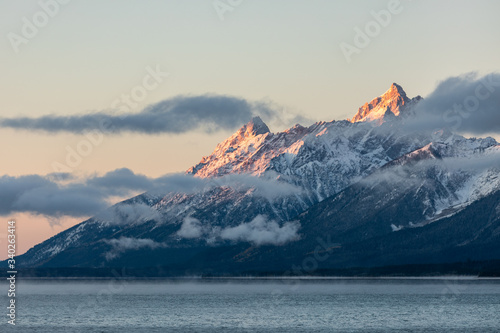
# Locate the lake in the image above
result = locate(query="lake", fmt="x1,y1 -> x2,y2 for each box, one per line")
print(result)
1,278 -> 500,332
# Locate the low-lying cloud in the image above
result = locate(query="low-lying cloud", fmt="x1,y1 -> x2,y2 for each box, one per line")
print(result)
360,147 -> 500,195
0,95 -> 311,135
211,172 -> 303,200
407,72 -> 500,135
176,215 -> 301,246
97,203 -> 161,226
438,151 -> 500,172
0,169 -> 202,219
0,174 -> 107,218
104,237 -> 166,260
0,168 -> 302,222
177,217 -> 204,239
220,215 -> 301,246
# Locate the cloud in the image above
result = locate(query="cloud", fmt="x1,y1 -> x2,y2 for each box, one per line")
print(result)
87,168 -> 154,194
87,169 -> 301,201
153,173 -> 209,195
0,170 -> 200,219
0,95 -> 311,135
406,72 -> 500,135
438,151 -> 500,172
104,237 -> 166,260
0,175 -> 107,218
0,168 -> 301,222
177,217 -> 204,239
360,146 -> 500,191
220,215 -> 301,246
211,172 -> 303,200
393,146 -> 500,173
97,203 -> 161,226
177,215 -> 301,246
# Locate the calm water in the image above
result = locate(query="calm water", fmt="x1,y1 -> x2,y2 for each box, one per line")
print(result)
1,278 -> 500,332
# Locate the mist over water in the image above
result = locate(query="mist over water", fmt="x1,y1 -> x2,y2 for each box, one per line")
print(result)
1,279 -> 499,332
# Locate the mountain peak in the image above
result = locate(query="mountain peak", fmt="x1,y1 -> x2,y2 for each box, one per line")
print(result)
349,83 -> 411,124
388,82 -> 406,95
245,116 -> 270,136
230,116 -> 270,143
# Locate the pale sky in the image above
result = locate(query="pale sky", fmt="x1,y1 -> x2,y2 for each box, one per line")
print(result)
1,0 -> 499,257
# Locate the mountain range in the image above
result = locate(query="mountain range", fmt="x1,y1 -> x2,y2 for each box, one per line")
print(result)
6,83 -> 500,276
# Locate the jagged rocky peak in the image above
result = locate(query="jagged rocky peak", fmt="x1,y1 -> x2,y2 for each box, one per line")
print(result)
350,83 -> 416,124
228,116 -> 270,145
243,116 -> 271,136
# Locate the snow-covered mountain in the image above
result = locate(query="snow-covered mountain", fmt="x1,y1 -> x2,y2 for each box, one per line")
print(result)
187,83 -> 431,201
9,83 -> 500,273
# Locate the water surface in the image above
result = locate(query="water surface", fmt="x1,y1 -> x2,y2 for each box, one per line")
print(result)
1,278 -> 499,332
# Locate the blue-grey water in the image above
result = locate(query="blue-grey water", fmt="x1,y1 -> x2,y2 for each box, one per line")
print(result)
1,278 -> 500,332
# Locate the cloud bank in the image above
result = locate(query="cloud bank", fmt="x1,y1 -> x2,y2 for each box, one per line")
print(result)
0,169 -> 301,221
407,72 -> 500,135
0,95 -> 311,135
0,174 -> 107,218
0,170 -> 202,219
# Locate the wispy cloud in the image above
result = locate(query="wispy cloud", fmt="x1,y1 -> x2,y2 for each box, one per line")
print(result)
177,217 -> 204,239
0,95 -> 312,135
176,215 -> 301,246
220,215 -> 301,246
359,147 -> 500,193
104,237 -> 167,261
210,172 -> 303,200
97,203 -> 161,226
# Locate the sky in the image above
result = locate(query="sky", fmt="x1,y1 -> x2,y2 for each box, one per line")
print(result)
0,0 -> 499,257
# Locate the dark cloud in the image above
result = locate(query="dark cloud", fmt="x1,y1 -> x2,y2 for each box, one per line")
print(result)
14,184 -> 108,218
406,73 -> 500,135
87,168 -> 155,194
0,174 -> 107,218
0,95 -> 310,134
0,168 -> 301,220
0,170 -> 188,218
